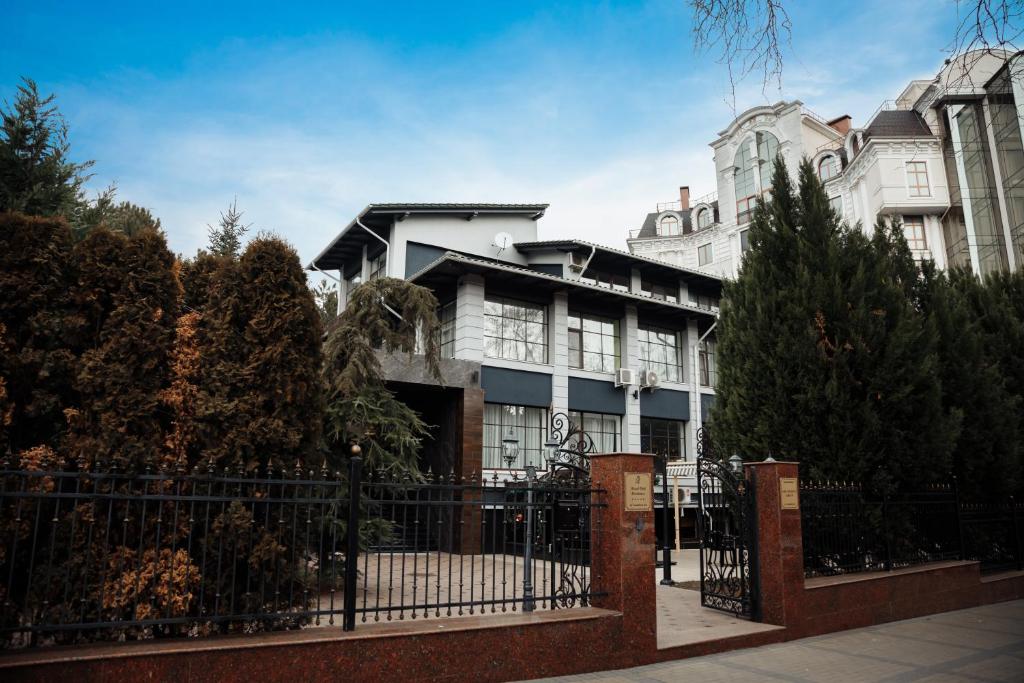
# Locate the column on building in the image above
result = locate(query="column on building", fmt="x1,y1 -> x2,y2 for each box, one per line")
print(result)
686,317 -> 701,457
454,273 -> 485,362
550,290 -> 569,417
621,304 -> 641,453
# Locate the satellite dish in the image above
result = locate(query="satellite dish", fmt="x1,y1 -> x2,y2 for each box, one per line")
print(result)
493,232 -> 514,251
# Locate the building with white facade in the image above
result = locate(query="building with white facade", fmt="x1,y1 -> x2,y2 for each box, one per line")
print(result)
629,50 -> 1024,279
311,204 -> 722,543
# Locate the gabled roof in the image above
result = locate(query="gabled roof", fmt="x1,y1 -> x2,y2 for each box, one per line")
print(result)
310,203 -> 549,270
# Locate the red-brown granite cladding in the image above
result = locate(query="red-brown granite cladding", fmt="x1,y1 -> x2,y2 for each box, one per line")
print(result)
589,452 -> 658,661
745,461 -> 803,626
458,387 -> 484,554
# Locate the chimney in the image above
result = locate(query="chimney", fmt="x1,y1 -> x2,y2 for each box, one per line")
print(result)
827,115 -> 852,135
679,186 -> 690,211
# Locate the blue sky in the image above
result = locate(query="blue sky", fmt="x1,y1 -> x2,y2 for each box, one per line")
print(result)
3,1 -> 961,265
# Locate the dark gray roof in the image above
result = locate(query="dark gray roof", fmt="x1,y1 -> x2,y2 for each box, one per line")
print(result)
864,110 -> 933,139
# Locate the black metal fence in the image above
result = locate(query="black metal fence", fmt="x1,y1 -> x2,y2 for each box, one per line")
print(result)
801,480 -> 1023,579
356,468 -> 604,623
0,458 -> 604,648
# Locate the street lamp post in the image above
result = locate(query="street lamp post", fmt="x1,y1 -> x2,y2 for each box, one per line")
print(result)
523,464 -> 537,612
660,453 -> 674,585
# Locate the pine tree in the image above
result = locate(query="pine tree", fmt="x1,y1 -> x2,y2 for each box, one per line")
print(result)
65,227 -> 179,470
312,280 -> 339,329
71,184 -> 161,240
207,198 -> 250,258
0,79 -> 93,217
0,212 -> 78,454
713,157 -> 952,491
322,277 -> 441,473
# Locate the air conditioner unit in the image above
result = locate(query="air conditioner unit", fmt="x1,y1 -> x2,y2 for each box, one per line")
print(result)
614,368 -> 635,388
640,370 -> 660,391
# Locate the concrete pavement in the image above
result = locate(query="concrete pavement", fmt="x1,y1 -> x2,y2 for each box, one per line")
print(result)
528,599 -> 1024,682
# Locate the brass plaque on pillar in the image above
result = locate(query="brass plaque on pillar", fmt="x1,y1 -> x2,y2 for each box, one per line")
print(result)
624,472 -> 652,511
780,477 -> 799,510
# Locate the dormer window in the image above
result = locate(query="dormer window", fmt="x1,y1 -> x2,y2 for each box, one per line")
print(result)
659,215 -> 681,236
817,155 -> 839,181
696,208 -> 712,230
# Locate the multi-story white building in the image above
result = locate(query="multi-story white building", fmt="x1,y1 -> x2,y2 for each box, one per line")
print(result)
629,49 -> 1024,279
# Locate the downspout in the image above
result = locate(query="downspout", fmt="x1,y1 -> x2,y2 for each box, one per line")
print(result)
575,244 -> 596,280
354,217 -> 403,321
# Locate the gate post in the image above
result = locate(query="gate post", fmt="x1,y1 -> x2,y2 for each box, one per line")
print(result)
743,460 -> 803,627
589,452 -> 658,660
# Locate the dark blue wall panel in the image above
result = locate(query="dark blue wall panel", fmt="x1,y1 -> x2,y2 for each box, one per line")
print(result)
568,377 -> 625,415
405,242 -> 448,278
481,366 -> 552,407
639,388 -> 690,421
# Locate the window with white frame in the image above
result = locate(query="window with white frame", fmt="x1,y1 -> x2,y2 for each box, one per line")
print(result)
757,131 -> 780,190
568,311 -> 619,373
829,195 -> 843,216
436,300 -> 456,359
640,417 -> 686,461
659,215 -> 681,236
698,243 -> 713,266
735,131 -> 780,221
483,404 -> 548,469
740,229 -> 751,254
696,208 -> 712,230
367,252 -> 387,281
906,161 -> 930,197
699,339 -> 717,387
484,296 -> 548,363
568,411 -> 620,453
818,155 -> 839,181
638,325 -> 684,383
902,215 -> 928,251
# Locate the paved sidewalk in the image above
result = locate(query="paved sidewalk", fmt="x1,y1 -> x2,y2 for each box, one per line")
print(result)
529,600 -> 1024,682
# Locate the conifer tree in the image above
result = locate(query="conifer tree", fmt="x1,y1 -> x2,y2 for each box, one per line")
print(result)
0,212 -> 77,454
65,227 -> 179,470
0,79 -> 93,218
322,277 -> 441,473
207,198 -> 250,258
713,157 -> 952,491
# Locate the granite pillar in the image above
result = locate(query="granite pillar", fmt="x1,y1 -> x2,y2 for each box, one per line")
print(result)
459,387 -> 485,554
589,452 -> 658,659
744,460 -> 803,627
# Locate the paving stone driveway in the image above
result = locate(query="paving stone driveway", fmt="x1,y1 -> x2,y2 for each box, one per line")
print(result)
530,600 -> 1024,682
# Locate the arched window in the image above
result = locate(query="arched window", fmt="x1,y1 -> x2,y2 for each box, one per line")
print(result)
818,155 -> 838,181
659,215 -> 680,236
735,131 -> 781,221
696,208 -> 712,229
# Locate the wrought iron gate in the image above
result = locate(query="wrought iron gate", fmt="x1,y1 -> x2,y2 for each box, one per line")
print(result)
695,429 -> 759,619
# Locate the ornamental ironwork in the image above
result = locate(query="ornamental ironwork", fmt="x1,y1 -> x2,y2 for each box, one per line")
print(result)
543,412 -> 596,483
696,454 -> 760,620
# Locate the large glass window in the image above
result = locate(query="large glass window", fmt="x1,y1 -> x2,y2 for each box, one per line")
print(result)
640,417 -> 686,461
568,312 -> 620,373
567,411 -> 620,453
734,141 -> 757,220
988,67 -> 1024,266
697,243 -> 713,266
484,296 -> 548,363
659,215 -> 681,236
579,268 -> 629,292
757,131 -> 780,191
902,216 -> 927,252
638,325 -> 684,383
829,195 -> 843,216
955,104 -> 1009,274
699,339 -> 717,387
740,229 -> 751,254
688,291 -> 720,311
484,404 -> 548,469
906,161 -> 930,197
436,300 -> 456,359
